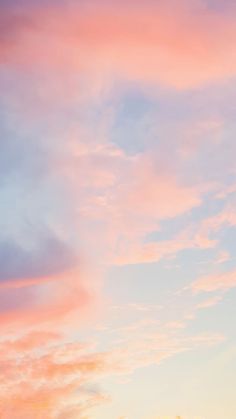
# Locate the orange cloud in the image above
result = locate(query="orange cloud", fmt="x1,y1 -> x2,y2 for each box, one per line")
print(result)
0,336 -> 111,418
0,322 -> 223,418
2,330 -> 60,353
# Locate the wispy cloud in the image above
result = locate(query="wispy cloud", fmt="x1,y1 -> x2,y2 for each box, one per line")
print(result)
0,0 -> 236,417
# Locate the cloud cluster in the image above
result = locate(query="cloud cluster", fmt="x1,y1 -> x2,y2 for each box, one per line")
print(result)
0,319 -> 223,418
0,0 -> 236,417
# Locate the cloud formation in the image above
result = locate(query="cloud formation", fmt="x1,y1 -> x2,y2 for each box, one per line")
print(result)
1,0 -> 236,89
192,270 -> 236,293
0,0 -> 236,417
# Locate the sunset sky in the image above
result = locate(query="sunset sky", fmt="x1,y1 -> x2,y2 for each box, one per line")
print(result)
0,1 -> 236,418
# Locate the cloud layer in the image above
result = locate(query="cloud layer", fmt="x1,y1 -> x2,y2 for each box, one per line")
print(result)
0,0 -> 236,417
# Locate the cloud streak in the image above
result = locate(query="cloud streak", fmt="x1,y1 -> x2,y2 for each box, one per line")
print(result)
1,0 -> 236,89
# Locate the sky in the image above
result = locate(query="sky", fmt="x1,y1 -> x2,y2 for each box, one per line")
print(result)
0,0 -> 236,418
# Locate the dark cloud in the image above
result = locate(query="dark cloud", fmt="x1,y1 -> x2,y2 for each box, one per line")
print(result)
0,232 -> 78,282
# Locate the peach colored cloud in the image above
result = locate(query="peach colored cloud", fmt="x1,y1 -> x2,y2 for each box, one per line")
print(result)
197,206 -> 236,238
186,205 -> 236,256
0,320 -> 223,419
192,270 -> 236,293
0,334 -> 111,418
119,158 -> 201,220
52,117 -> 227,267
113,234 -> 208,266
197,295 -> 223,309
2,330 -> 61,353
215,250 -> 230,264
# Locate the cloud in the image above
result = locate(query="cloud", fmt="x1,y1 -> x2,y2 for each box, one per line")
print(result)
0,277 -> 95,330
192,270 -> 236,293
54,145 -> 206,267
196,295 -> 223,309
0,319 -> 224,418
113,234 -> 206,266
2,330 -> 60,352
0,335 -> 111,418
0,233 -> 77,283
118,157 -> 202,220
1,0 -> 236,89
0,1 -> 235,417
215,250 -> 230,264
195,205 -> 236,242
0,229 -> 95,328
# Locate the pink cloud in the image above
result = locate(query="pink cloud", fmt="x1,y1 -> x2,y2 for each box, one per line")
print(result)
0,270 -> 97,332
215,250 -> 230,264
119,158 -> 201,220
197,295 -> 223,309
0,2 -> 234,417
1,1 -> 236,89
188,205 -> 236,253
113,238 -> 190,266
54,145 -> 205,267
192,270 -> 236,293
